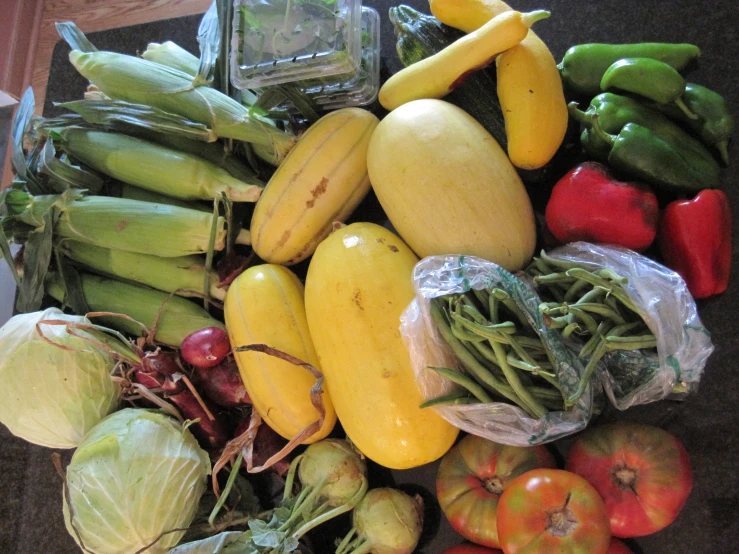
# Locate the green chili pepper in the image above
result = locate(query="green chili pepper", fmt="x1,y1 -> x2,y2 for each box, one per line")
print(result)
600,58 -> 698,120
568,94 -> 721,189
558,42 -> 700,97
656,83 -> 735,165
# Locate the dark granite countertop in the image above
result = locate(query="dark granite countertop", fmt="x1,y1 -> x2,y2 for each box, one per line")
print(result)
2,1 -> 738,552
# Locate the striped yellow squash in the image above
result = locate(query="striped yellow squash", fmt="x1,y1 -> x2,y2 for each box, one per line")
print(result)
250,108 -> 379,265
225,264 -> 336,444
305,223 -> 458,469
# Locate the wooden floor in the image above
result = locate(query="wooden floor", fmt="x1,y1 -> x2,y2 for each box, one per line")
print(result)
32,0 -> 212,114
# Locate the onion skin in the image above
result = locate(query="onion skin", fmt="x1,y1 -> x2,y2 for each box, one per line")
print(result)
194,357 -> 251,408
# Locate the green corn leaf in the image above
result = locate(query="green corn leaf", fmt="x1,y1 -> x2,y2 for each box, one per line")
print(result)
55,21 -> 99,53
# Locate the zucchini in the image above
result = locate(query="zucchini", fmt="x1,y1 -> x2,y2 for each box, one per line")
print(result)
389,5 -> 507,149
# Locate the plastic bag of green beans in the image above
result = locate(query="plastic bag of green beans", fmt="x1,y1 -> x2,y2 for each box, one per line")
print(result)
535,242 -> 713,410
400,255 -> 593,446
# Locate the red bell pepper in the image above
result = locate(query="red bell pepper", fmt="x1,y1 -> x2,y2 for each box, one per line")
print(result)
545,162 -> 659,251
659,189 -> 732,299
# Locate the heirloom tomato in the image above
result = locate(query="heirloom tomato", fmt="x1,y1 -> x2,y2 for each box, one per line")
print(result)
566,422 -> 693,538
437,434 -> 555,548
497,469 -> 611,554
607,538 -> 632,554
443,545 -> 502,554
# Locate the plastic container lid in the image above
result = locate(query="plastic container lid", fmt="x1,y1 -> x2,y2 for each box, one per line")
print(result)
231,0 -> 363,89
303,6 -> 380,108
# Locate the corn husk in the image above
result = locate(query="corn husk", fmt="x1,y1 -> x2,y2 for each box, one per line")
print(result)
58,239 -> 226,300
55,128 -> 263,202
6,191 -> 233,257
46,271 -> 224,347
142,41 -> 200,76
69,50 -> 296,162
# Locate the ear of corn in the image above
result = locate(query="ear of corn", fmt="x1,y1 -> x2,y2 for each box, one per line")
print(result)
55,128 -> 263,202
142,41 -> 200,76
58,239 -> 226,301
112,183 -> 209,212
7,191 -> 230,257
45,271 -> 224,347
69,50 -> 296,162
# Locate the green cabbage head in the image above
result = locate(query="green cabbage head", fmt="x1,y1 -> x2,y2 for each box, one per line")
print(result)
63,408 -> 211,554
0,307 -> 119,448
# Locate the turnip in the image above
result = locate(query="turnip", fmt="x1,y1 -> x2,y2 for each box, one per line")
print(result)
298,439 -> 368,507
336,488 -> 424,554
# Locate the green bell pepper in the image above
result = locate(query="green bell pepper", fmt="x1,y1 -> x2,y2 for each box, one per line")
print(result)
568,93 -> 721,191
656,83 -> 735,165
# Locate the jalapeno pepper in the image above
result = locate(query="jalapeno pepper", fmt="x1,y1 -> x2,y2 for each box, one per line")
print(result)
568,93 -> 721,189
558,42 -> 701,97
600,58 -> 698,120
590,116 -> 717,193
656,83 -> 735,165
659,189 -> 732,299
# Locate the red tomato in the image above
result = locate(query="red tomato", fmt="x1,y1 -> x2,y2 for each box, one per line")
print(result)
607,538 -> 633,554
443,545 -> 502,554
565,422 -> 693,538
497,469 -> 611,554
437,434 -> 555,548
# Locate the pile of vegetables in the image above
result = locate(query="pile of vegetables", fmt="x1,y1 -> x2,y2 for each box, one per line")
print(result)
0,0 -> 731,551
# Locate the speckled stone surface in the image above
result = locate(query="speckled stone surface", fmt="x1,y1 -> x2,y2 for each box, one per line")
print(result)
1,1 -> 738,552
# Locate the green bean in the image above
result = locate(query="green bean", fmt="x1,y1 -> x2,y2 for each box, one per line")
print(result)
574,302 -> 626,324
472,289 -> 490,314
534,257 -> 557,275
506,354 -> 555,376
608,321 -> 645,337
426,367 -> 493,403
534,272 -> 576,286
603,294 -> 623,318
605,335 -> 658,350
567,339 -> 608,407
530,385 -> 564,400
568,306 -> 600,335
545,283 -> 566,302
579,321 -> 614,359
507,334 -> 546,370
461,304 -> 489,325
488,291 -> 500,324
539,250 -> 581,270
543,313 -> 575,329
491,289 -> 531,330
566,268 -> 639,313
597,268 -> 628,284
470,340 -> 502,368
490,341 -> 548,418
450,320 -> 487,343
564,278 -> 589,302
452,313 -> 518,340
574,287 -> 607,305
562,322 -> 581,339
419,390 -> 472,409
430,303 -> 525,404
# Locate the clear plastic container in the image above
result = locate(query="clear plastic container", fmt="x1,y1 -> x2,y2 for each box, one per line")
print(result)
231,0 -> 363,89
306,6 -> 381,108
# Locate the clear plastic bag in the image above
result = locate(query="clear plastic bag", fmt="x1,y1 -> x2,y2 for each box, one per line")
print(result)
400,255 -> 593,447
540,242 -> 713,410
